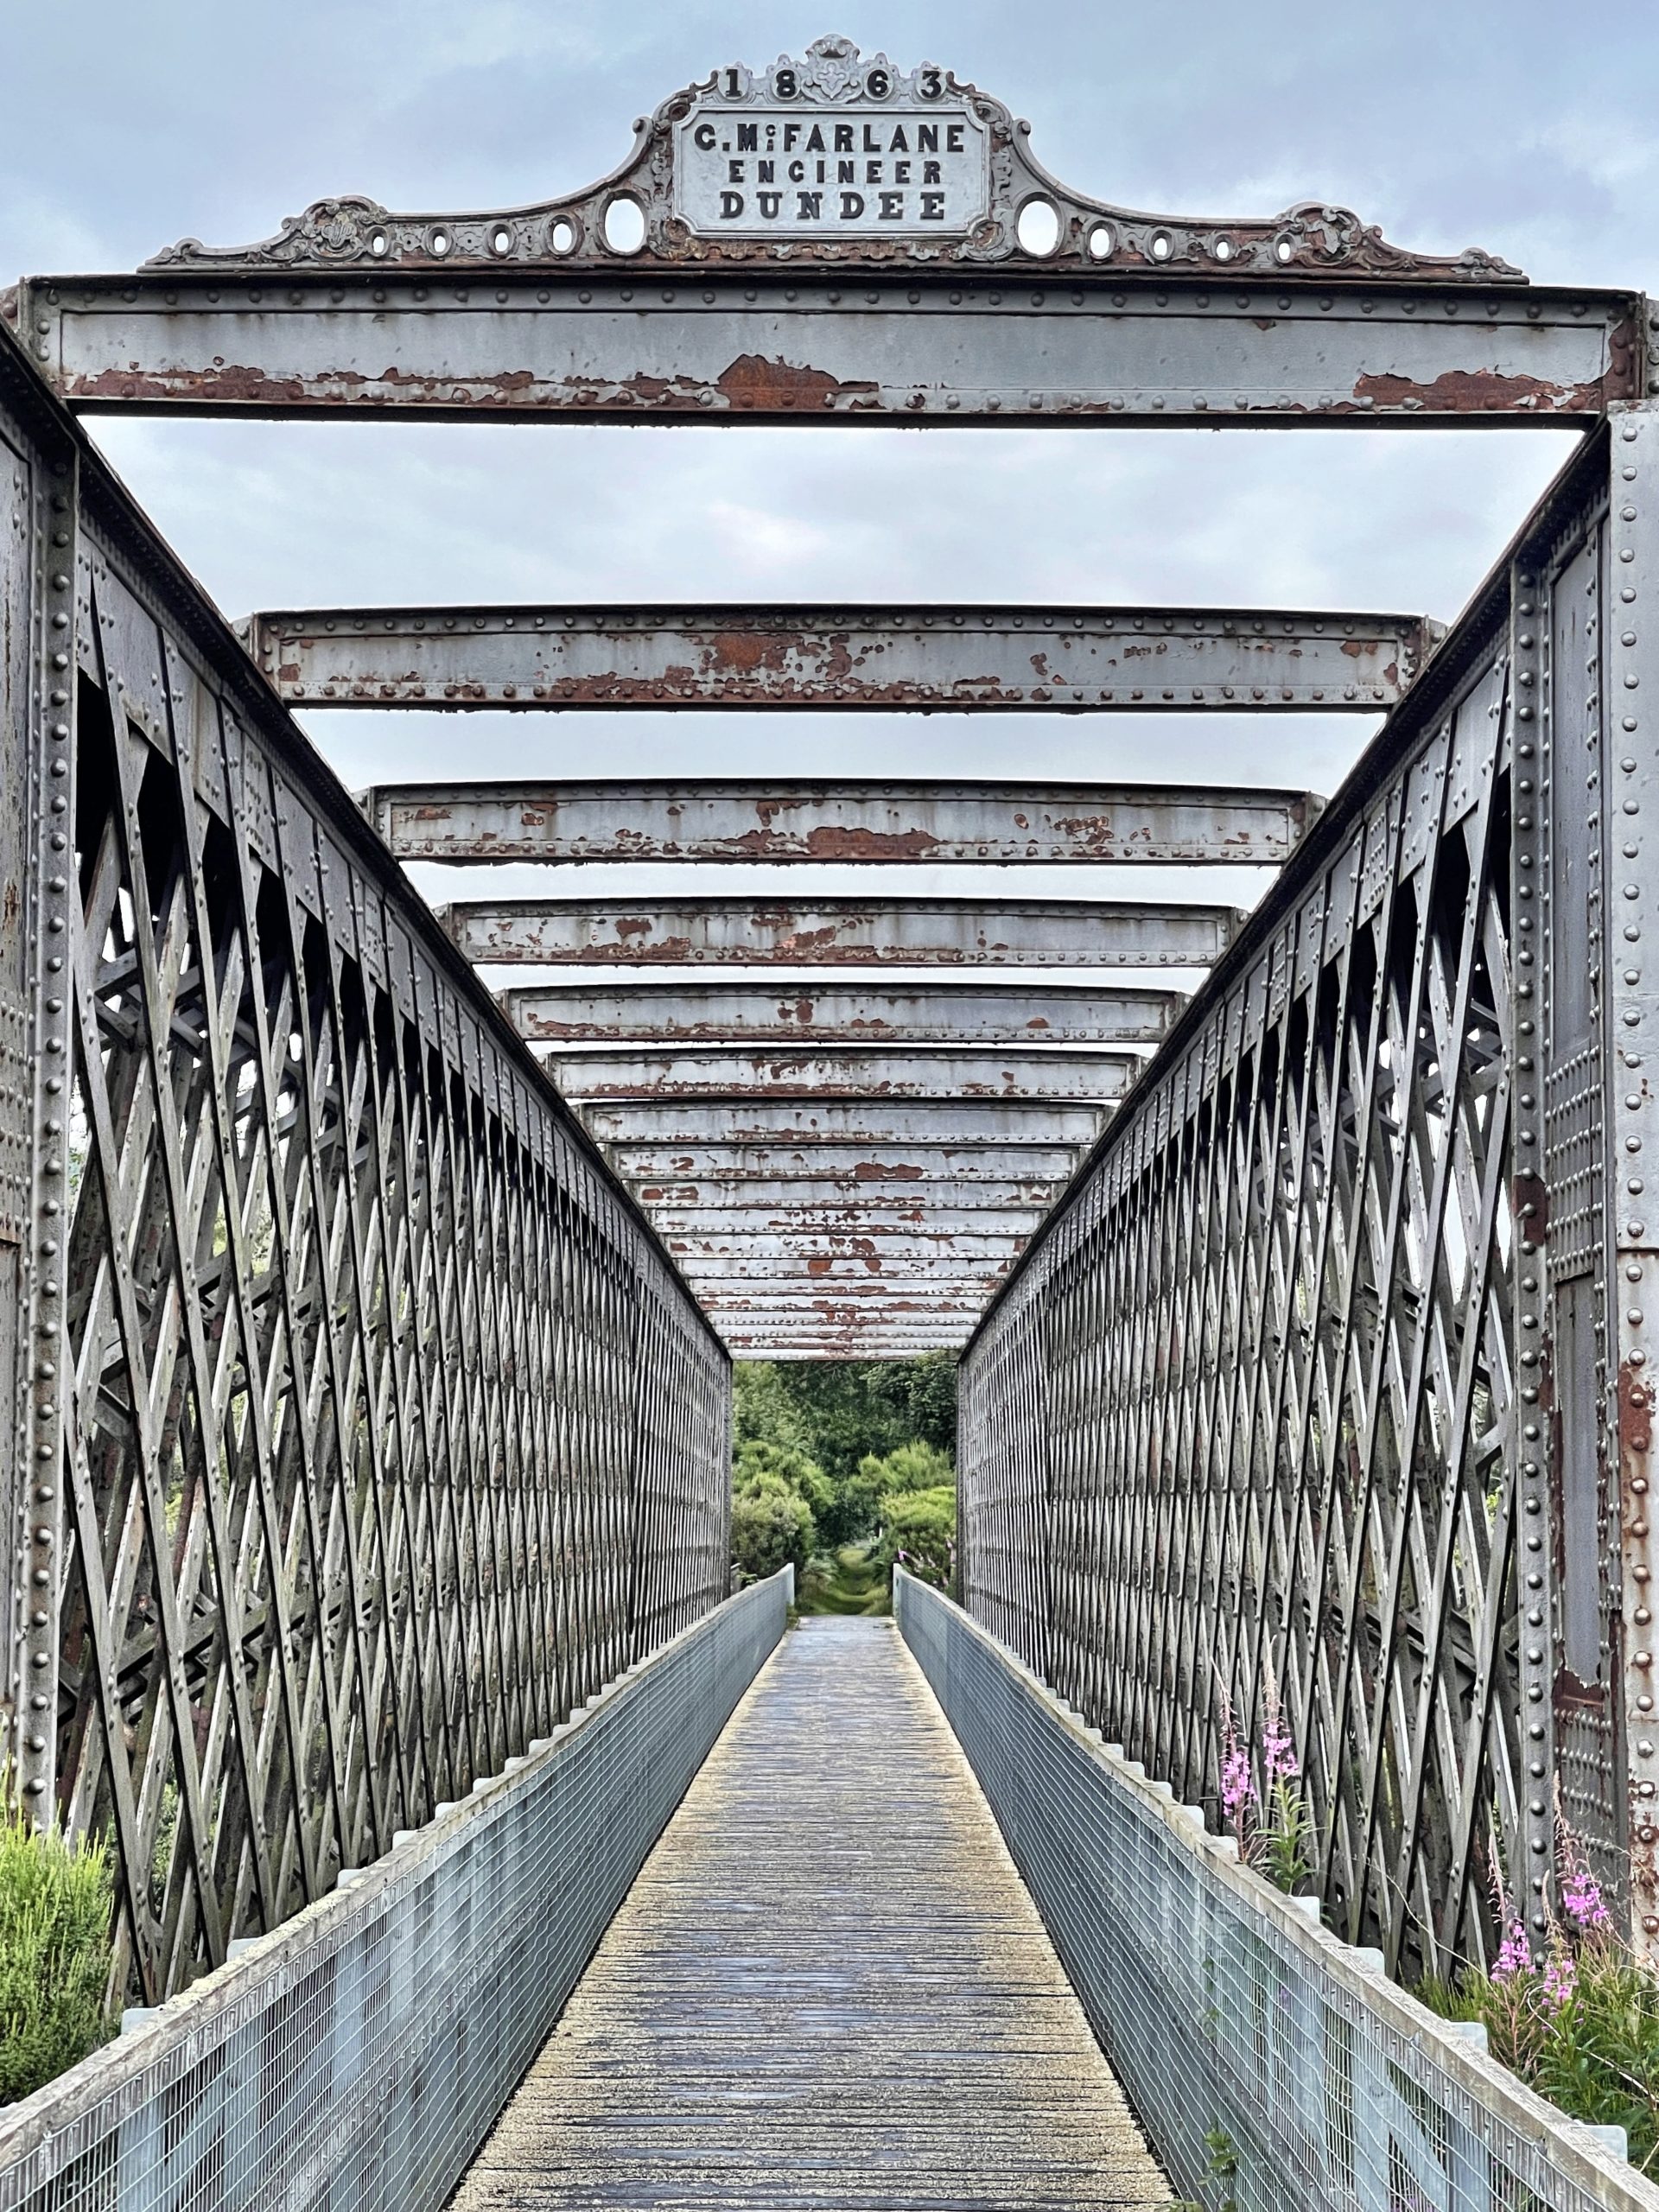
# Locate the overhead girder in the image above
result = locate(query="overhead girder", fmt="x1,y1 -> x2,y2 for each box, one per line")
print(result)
442,895 -> 1240,967
668,1234 -> 1024,1261
506,980 -> 1181,1047
626,1192 -> 1055,1223
545,1046 -> 1137,1103
578,1099 -> 1110,1146
251,607 -> 1428,713
603,1141 -> 1087,1185
20,271 -> 1639,426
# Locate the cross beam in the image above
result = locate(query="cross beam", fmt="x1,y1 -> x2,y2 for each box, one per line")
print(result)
629,1192 -> 1056,1220
580,1100 -> 1109,1146
17,271 -> 1639,425
667,1230 -> 1026,1257
545,1047 -> 1136,1103
372,779 -> 1316,867
605,1142 -> 1086,1184
442,896 -> 1240,966
505,982 -> 1179,1046
251,607 -> 1428,712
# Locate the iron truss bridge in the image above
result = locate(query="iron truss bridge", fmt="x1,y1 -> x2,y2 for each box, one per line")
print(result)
2,31 -> 1659,2212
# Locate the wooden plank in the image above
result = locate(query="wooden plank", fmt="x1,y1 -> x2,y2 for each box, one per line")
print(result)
451,1616 -> 1169,2209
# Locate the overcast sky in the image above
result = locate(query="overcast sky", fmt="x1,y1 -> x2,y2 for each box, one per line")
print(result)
3,0 -> 1649,988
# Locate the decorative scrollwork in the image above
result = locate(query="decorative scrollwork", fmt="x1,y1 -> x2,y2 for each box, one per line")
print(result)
141,37 -> 1527,284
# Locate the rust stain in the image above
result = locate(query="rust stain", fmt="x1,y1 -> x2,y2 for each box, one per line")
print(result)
855,1161 -> 923,1181
1350,367 -> 1611,415
1514,1172 -> 1549,1243
1621,1355 -> 1654,1464
715,353 -> 879,410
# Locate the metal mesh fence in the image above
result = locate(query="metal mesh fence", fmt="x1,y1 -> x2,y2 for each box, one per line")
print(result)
0,1568 -> 789,2212
896,1569 -> 1659,2212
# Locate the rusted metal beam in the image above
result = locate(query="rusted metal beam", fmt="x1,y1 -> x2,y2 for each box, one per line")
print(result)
375,777 -> 1311,866
506,981 -> 1181,1046
253,610 -> 1427,713
442,896 -> 1240,967
696,1290 -> 992,1315
603,1142 -> 1086,1185
630,1191 -> 1055,1221
16,270 -> 1638,426
547,1047 -> 1136,1103
667,1230 -> 1025,1258
579,1100 -> 1109,1147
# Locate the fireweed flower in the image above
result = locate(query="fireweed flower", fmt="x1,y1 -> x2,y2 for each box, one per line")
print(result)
1560,1859 -> 1611,1933
1261,1716 -> 1298,1783
1220,1745 -> 1255,1817
1491,1920 -> 1530,1981
1541,1950 -> 1577,2010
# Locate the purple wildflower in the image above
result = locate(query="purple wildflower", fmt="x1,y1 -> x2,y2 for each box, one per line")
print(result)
1562,1865 -> 1610,1932
1491,1919 -> 1530,1982
1541,1949 -> 1577,2010
1221,1744 -> 1256,1817
1262,1715 -> 1298,1783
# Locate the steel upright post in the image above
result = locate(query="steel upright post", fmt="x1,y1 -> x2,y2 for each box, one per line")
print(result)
0,375 -> 76,1815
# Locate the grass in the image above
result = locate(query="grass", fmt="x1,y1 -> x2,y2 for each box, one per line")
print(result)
797,1542 -> 891,1617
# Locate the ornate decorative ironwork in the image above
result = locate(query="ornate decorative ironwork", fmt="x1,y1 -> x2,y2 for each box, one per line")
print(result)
142,36 -> 1524,283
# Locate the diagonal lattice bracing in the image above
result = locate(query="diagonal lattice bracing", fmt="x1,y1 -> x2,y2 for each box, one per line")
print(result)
0,324 -> 729,2001
960,424 -> 1659,1978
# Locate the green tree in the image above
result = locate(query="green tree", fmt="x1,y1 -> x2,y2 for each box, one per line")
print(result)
0,1808 -> 113,2104
731,1476 -> 816,1583
879,1484 -> 957,1590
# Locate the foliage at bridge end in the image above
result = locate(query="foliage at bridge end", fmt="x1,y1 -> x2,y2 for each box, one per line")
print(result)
0,1808 -> 114,2105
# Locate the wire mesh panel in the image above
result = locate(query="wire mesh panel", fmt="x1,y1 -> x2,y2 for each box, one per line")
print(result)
0,322 -> 732,2005
0,1570 -> 788,2212
957,426 -> 1659,1979
897,1572 -> 1658,2212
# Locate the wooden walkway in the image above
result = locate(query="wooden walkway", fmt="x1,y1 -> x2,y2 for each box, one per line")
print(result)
451,1614 -> 1170,2210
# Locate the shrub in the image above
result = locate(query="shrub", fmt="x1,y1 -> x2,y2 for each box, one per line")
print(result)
731,1479 -> 816,1584
880,1483 -> 957,1590
0,1807 -> 114,2105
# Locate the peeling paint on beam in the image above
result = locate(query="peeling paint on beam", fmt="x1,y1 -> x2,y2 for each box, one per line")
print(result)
255,610 -> 1427,714
442,896 -> 1240,967
19,273 -> 1639,424
666,1233 -> 1027,1261
505,982 -> 1180,1046
547,1048 -> 1136,1103
599,1143 -> 1086,1185
578,1101 -> 1109,1147
629,1194 -> 1056,1224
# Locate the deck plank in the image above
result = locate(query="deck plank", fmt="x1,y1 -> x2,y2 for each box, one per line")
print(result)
449,1615 -> 1172,2210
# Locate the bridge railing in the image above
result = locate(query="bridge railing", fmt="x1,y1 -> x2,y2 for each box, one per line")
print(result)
0,1566 -> 791,2212
957,414 -> 1659,1977
898,1569 -> 1659,2212
0,320 -> 732,2003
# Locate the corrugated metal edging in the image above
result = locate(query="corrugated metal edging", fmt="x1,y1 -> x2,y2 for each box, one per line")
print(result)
894,1571 -> 1657,2212
0,1571 -> 792,2212
961,421 -> 1609,1358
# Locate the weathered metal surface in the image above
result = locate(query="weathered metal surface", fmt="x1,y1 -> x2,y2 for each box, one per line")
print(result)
579,1099 -> 1110,1147
954,428 -> 1655,1985
600,1141 -> 1087,1185
639,1202 -> 1050,1232
0,319 -> 731,2002
444,895 -> 1240,967
677,1255 -> 1018,1282
20,269 -> 1635,424
507,981 -> 1181,1046
378,779 -> 1319,865
544,1046 -> 1137,1103
254,607 -> 1426,712
449,1617 -> 1167,2211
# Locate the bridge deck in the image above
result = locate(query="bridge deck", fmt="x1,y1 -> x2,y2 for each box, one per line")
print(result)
452,1615 -> 1169,2210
